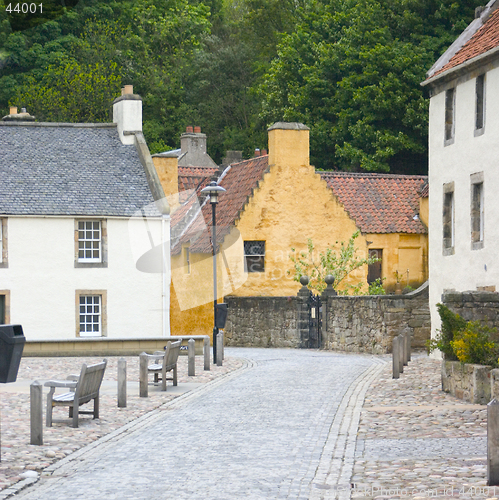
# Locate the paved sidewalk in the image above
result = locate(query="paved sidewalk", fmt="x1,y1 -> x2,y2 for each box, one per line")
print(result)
0,349 -> 491,499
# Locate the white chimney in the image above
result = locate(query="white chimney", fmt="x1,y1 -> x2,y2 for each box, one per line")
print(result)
113,85 -> 142,145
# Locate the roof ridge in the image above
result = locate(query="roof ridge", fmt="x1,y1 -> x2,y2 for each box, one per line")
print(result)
0,122 -> 117,128
318,171 -> 428,179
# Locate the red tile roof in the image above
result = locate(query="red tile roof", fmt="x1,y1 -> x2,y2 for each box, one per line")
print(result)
320,172 -> 428,234
172,160 -> 428,254
172,156 -> 269,254
178,166 -> 219,192
431,7 -> 499,78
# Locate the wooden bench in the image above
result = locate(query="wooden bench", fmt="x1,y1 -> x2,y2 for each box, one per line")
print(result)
140,340 -> 182,393
44,359 -> 107,428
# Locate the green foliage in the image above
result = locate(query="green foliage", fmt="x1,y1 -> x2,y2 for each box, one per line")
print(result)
0,0 -> 484,170
289,231 -> 378,294
368,278 -> 386,295
450,322 -> 498,366
258,0 -> 482,173
12,60 -> 121,122
426,303 -> 466,359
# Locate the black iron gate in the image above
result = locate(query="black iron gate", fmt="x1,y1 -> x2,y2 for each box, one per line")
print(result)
307,291 -> 322,348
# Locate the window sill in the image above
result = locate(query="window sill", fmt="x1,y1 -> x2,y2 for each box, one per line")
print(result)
474,127 -> 485,137
75,261 -> 108,268
443,247 -> 455,256
444,137 -> 455,147
472,241 -> 484,251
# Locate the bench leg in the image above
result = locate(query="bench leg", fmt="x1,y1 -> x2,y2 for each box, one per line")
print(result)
173,365 -> 177,386
94,394 -> 100,419
72,400 -> 79,428
46,389 -> 55,427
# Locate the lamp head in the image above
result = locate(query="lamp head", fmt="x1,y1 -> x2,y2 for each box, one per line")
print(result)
201,181 -> 226,204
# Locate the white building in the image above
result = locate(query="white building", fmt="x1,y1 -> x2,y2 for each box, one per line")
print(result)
0,87 -> 171,341
422,0 -> 499,340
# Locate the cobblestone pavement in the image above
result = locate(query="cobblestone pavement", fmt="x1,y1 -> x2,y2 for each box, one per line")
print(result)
8,348 -> 385,500
1,349 -> 493,500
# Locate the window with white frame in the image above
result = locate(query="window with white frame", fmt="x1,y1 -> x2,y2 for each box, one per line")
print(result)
471,173 -> 484,249
244,241 -> 265,273
78,221 -> 101,262
75,220 -> 107,267
78,295 -> 102,337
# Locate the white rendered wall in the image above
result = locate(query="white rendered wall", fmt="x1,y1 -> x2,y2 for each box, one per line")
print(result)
1,216 -> 168,340
429,66 -> 499,341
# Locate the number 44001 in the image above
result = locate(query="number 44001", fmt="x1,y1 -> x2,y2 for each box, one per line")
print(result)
5,3 -> 43,14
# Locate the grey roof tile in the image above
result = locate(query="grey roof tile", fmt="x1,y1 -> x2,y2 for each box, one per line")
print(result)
0,123 -> 158,217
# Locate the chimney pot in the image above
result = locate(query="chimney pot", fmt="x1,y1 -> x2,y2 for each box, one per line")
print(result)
194,126 -> 201,133
254,148 -> 261,157
9,106 -> 17,115
123,85 -> 134,95
186,126 -> 194,133
21,108 -> 27,113
262,149 -> 268,156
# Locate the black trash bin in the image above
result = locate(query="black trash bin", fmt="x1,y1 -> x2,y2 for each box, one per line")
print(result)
0,324 -> 25,383
215,303 -> 228,329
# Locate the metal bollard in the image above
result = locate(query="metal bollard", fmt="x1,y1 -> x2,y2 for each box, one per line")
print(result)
118,358 -> 127,408
30,381 -> 43,445
139,352 -> 148,398
221,331 -> 225,360
204,337 -> 210,371
488,399 -> 499,485
188,339 -> 195,376
392,337 -> 400,379
216,332 -> 223,367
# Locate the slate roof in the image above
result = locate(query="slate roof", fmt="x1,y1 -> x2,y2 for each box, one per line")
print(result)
320,172 -> 428,234
172,156 -> 268,254
0,123 -> 159,217
426,2 -> 499,81
178,166 -> 219,192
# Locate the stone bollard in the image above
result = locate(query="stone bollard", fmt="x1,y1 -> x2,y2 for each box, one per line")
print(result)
398,334 -> 404,374
204,337 -> 210,371
30,381 -> 43,445
407,332 -> 412,362
216,332 -> 223,367
403,332 -> 409,366
488,399 -> 499,485
118,358 -> 127,408
188,339 -> 195,376
392,337 -> 400,379
139,352 -> 148,398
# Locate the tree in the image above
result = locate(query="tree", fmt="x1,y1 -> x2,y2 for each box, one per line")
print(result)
258,0 -> 483,173
288,231 -> 378,294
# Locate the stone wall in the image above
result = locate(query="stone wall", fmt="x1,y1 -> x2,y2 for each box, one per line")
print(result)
224,281 -> 430,353
224,296 -> 299,348
440,360 -> 499,404
321,282 -> 430,354
442,290 -> 499,340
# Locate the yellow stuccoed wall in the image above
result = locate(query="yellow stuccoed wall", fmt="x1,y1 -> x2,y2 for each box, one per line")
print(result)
166,123 -> 428,337
367,233 -> 428,292
168,124 -> 370,337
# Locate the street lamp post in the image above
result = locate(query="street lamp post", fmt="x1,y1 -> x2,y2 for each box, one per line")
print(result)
200,181 -> 226,363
